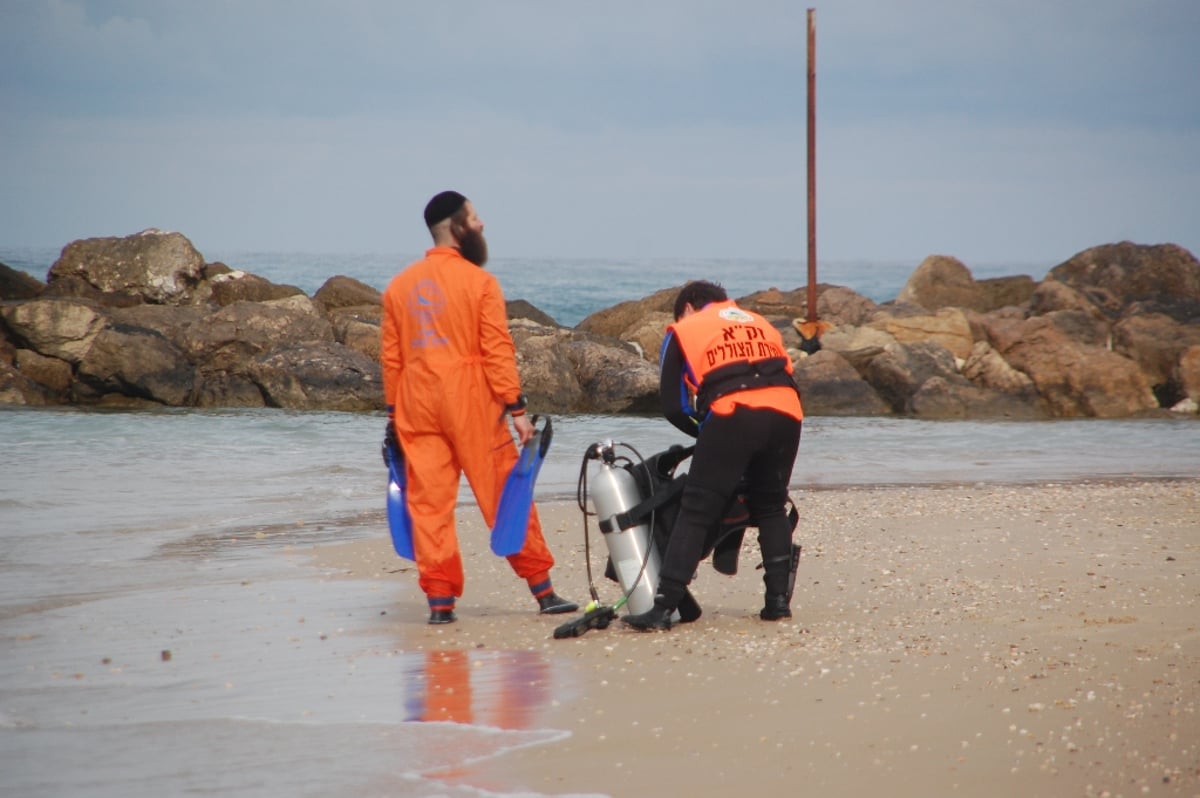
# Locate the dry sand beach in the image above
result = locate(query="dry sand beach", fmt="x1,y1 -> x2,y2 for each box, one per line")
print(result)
308,479 -> 1200,798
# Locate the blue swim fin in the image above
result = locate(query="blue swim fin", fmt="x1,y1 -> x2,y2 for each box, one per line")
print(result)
384,436 -> 415,560
490,416 -> 553,556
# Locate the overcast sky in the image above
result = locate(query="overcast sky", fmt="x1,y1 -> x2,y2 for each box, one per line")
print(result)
2,0 -> 1197,267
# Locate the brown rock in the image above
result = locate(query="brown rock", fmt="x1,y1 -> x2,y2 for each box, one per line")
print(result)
48,230 -> 206,305
961,341 -> 1038,397
863,340 -> 963,414
312,275 -> 381,311
1176,346 -> 1200,403
14,349 -> 73,394
621,311 -> 673,362
976,274 -> 1037,311
186,301 -> 334,372
867,306 -> 975,360
996,317 -> 1157,417
565,337 -> 660,414
247,342 -> 381,411
909,375 -> 1046,420
507,299 -> 560,327
1029,278 -> 1107,318
897,255 -> 989,312
208,271 -> 305,306
0,299 -> 107,363
813,285 -> 878,327
1048,242 -> 1200,314
75,324 -> 196,406
329,309 -> 382,360
194,371 -> 267,408
792,349 -> 891,416
575,286 -> 678,337
0,262 -> 45,300
509,322 -> 587,413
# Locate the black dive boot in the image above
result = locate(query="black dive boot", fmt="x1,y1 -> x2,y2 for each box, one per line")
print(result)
760,594 -> 791,621
621,601 -> 674,631
759,544 -> 800,621
537,592 -> 579,615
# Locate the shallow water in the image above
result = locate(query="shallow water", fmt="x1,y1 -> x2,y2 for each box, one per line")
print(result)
1,406 -> 1197,796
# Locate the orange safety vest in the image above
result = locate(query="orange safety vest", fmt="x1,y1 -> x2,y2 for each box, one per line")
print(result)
668,300 -> 803,420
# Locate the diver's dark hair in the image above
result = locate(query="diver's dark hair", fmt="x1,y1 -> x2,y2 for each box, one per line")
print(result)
673,280 -> 728,320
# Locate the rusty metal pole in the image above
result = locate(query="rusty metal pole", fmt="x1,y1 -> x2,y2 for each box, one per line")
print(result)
806,8 -> 818,324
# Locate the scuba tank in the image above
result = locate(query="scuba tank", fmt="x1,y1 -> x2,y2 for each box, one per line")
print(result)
586,441 -> 663,616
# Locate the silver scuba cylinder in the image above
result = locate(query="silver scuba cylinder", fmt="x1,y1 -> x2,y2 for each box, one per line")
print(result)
588,442 -> 663,616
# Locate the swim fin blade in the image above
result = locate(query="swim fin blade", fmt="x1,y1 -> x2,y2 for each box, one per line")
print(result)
384,437 -> 415,560
490,415 -> 553,556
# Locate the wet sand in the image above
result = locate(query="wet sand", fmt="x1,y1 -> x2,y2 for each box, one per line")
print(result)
307,480 -> 1200,798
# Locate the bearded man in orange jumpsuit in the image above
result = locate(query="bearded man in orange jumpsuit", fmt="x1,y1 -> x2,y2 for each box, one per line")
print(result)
381,191 -> 578,625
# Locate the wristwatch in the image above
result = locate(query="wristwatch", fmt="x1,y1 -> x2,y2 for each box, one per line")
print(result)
506,393 -> 528,417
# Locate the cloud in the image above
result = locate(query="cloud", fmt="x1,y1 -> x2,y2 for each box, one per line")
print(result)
1,0 -> 1197,263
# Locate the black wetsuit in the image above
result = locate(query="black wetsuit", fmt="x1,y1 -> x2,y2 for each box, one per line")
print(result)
656,331 -> 802,608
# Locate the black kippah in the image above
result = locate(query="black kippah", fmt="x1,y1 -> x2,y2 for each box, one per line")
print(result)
423,190 -> 467,228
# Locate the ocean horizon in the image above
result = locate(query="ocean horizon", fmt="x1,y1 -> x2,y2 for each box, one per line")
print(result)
2,244 -> 1052,328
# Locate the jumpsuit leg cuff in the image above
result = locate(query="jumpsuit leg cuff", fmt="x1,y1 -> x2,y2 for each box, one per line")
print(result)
528,573 -> 578,614
427,595 -> 456,625
526,572 -> 554,599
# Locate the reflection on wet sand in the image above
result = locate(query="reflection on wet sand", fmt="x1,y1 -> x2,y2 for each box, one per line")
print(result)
404,648 -> 553,729
403,648 -> 557,787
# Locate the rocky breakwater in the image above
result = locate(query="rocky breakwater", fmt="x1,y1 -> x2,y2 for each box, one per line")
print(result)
0,229 -> 660,413
2,231 -> 1199,419
572,241 -> 1200,419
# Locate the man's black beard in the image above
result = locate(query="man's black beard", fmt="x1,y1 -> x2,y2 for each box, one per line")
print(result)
458,227 -> 488,267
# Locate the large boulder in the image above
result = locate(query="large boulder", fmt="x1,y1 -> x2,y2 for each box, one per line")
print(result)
995,317 -> 1157,417
897,256 -> 1038,315
185,299 -> 334,372
1047,242 -> 1200,318
507,299 -> 561,327
0,262 -> 45,300
329,309 -> 382,360
817,323 -> 898,359
207,270 -> 306,306
1176,346 -> 1200,406
576,286 -> 678,338
863,340 -> 964,414
960,341 -> 1041,401
977,274 -> 1037,311
897,255 -> 989,312
47,230 -> 206,305
14,349 -> 73,395
510,321 -> 587,413
1029,278 -> 1109,317
620,311 -> 673,362
193,371 -> 268,408
909,374 -> 1046,419
0,299 -> 107,363
1112,313 -> 1200,406
736,287 -> 808,321
812,285 -> 879,327
74,323 -> 196,406
511,319 -> 661,414
247,342 -> 381,411
792,349 -> 892,416
565,336 -> 660,413
313,275 -> 381,311
867,306 -> 975,360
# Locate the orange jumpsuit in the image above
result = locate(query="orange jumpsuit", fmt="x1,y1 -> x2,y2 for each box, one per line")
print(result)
380,246 -> 556,607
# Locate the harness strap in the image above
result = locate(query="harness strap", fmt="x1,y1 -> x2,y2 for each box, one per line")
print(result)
696,356 -> 797,415
597,474 -> 686,534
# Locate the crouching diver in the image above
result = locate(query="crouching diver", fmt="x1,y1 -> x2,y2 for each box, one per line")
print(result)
623,280 -> 803,631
